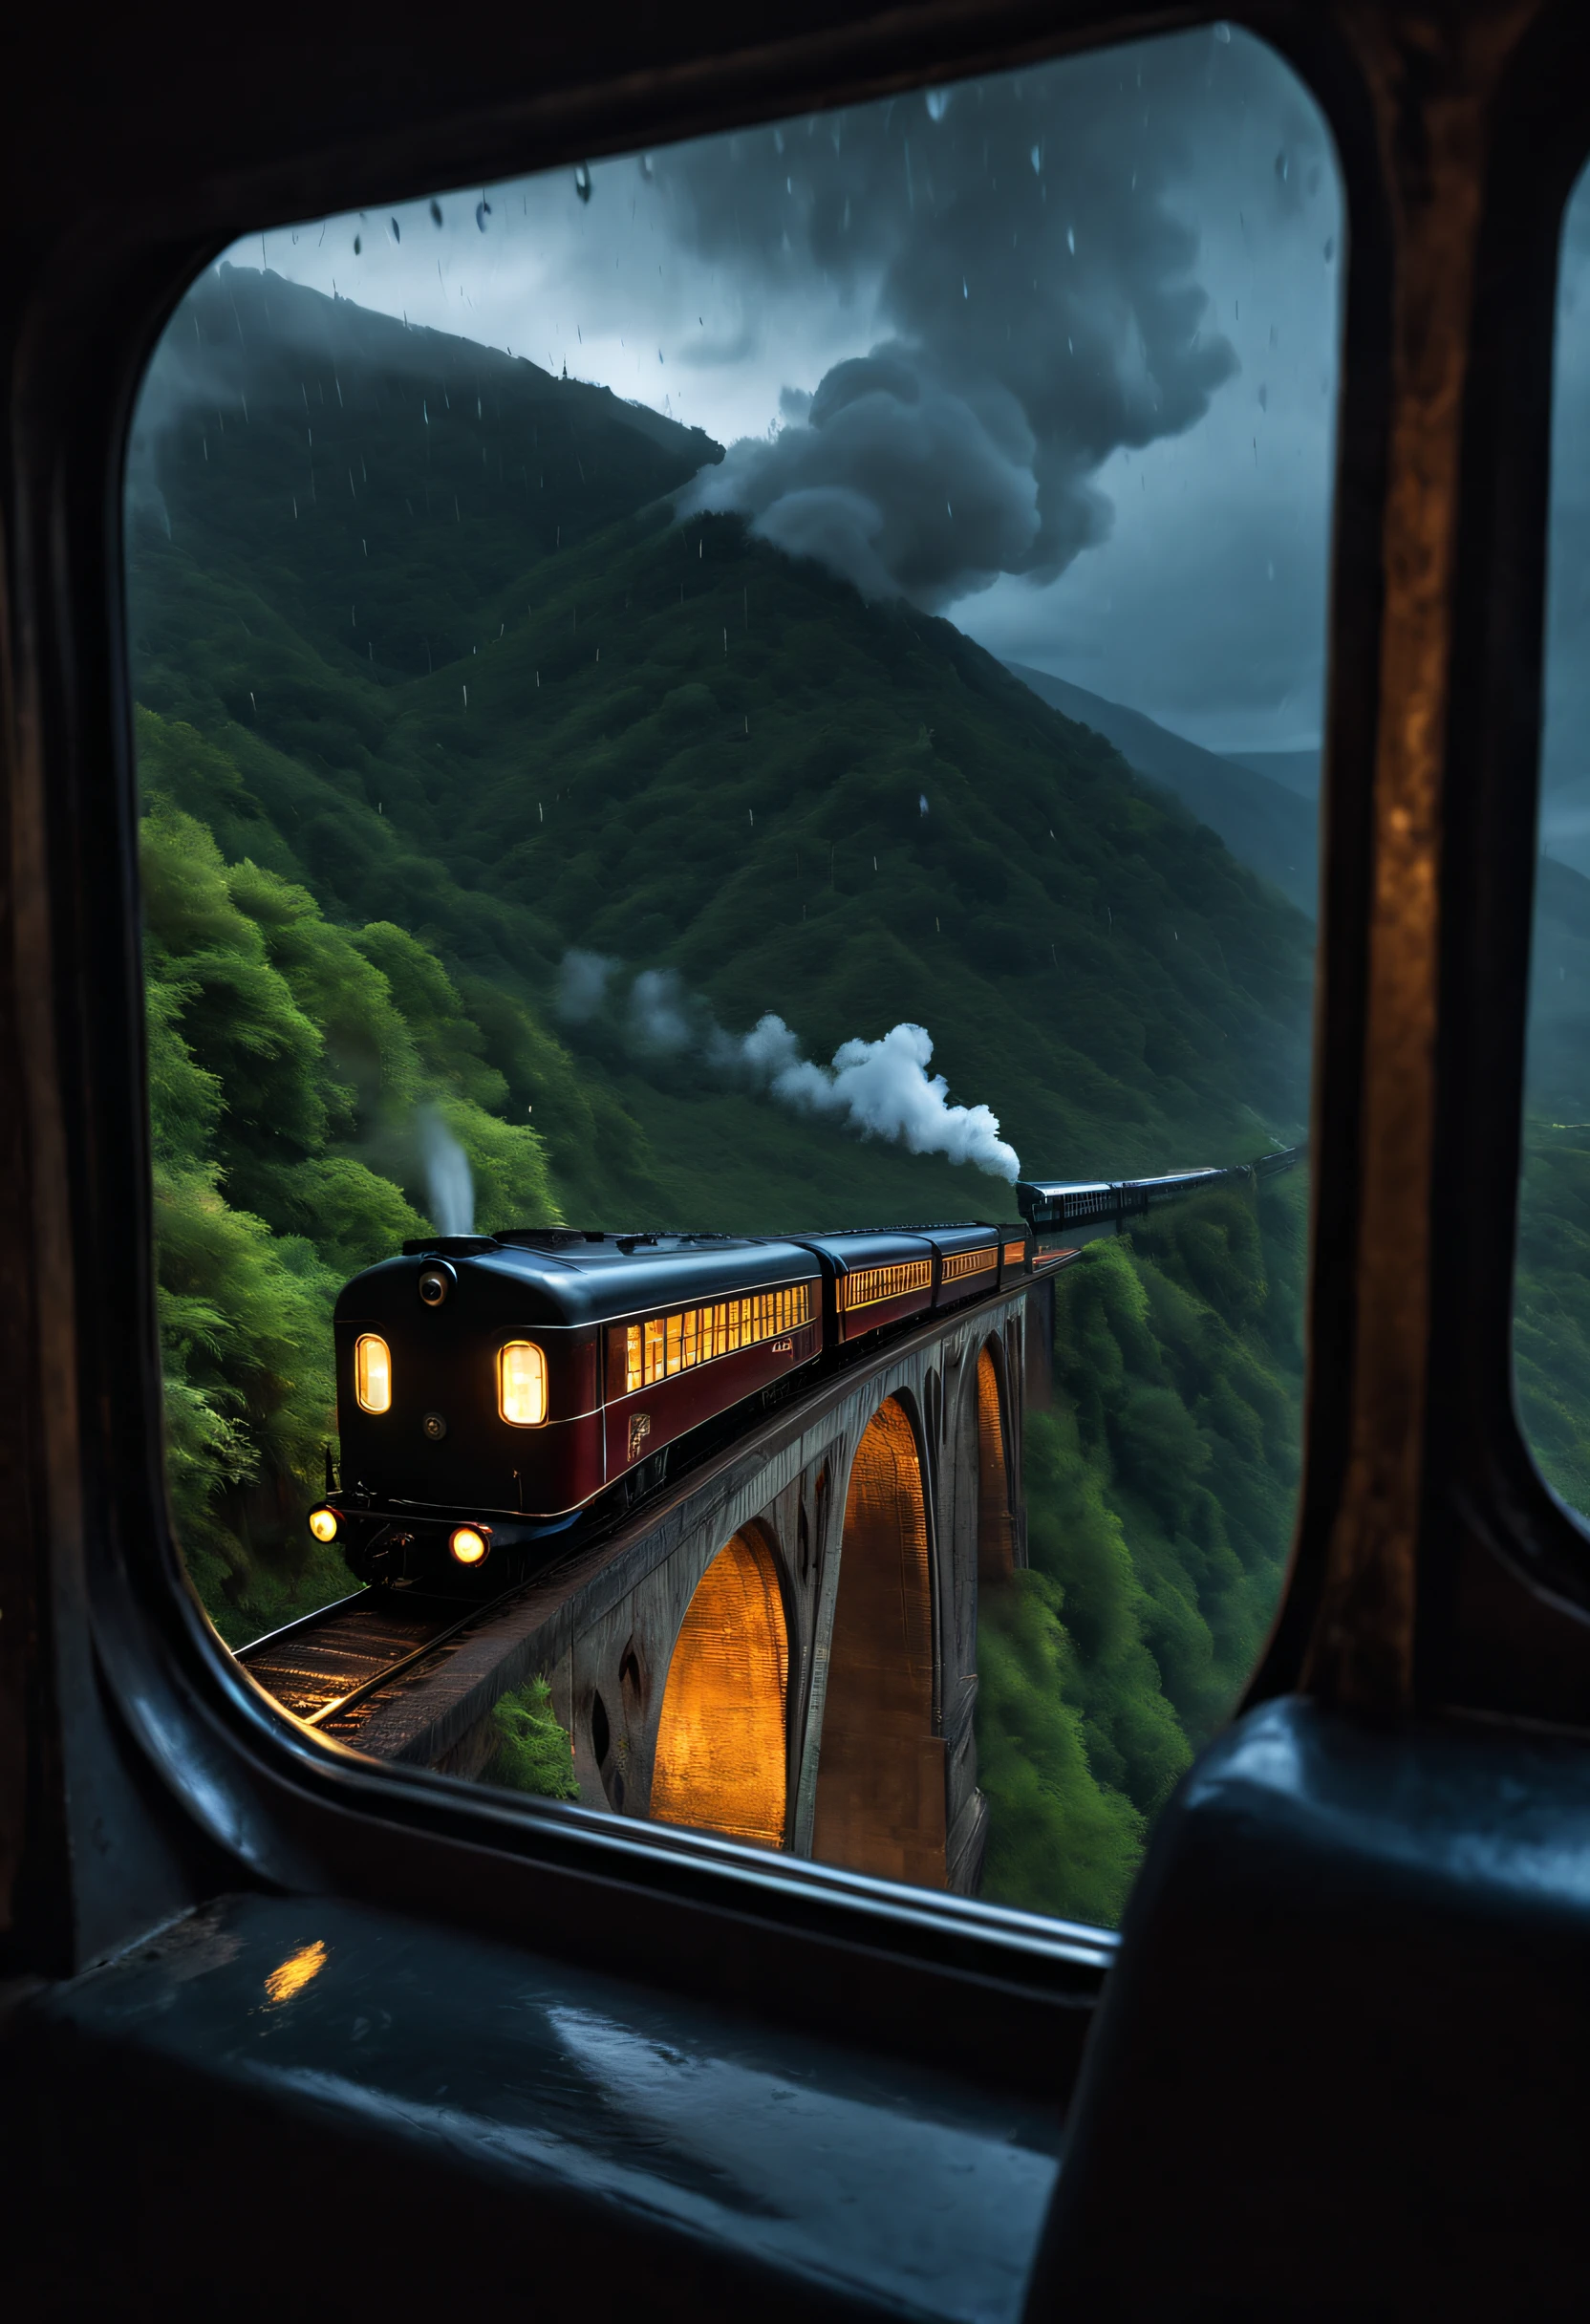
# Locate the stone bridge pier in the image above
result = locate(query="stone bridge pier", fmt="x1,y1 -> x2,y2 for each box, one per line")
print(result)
537,1282 -> 1049,1896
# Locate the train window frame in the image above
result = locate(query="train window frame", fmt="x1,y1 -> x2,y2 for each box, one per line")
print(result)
1387,1 -> 1590,1728
497,1341 -> 548,1429
12,0 -> 1590,2082
0,2 -> 1374,2031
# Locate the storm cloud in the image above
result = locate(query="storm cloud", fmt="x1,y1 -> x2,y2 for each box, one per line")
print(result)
191,23 -> 1343,746
660,44 -> 1305,607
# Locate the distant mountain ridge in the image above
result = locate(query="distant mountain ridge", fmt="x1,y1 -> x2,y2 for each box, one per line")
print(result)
1228,747 -> 1321,799
1003,662 -> 1321,918
999,664 -> 1590,1118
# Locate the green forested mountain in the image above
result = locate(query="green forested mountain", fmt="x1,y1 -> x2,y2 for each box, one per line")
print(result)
129,268 -> 1324,1917
1005,661 -> 1321,918
133,264 -> 721,680
978,1169 -> 1305,1923
132,267 -> 1313,1227
140,735 -> 566,1640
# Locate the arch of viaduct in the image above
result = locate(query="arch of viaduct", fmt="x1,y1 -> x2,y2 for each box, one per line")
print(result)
357,1274 -> 1059,1897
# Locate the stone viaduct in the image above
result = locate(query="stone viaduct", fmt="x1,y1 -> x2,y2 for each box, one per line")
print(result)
351,1269 -> 1064,1897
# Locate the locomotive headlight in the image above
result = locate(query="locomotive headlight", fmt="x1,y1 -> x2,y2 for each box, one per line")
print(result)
355,1332 -> 392,1414
450,1525 -> 490,1565
308,1507 -> 339,1543
498,1339 -> 548,1427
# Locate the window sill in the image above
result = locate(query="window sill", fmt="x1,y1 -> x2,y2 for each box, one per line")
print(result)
10,1890 -> 1064,2319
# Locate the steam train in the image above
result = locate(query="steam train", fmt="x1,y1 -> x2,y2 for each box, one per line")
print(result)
309,1157 -> 1295,1583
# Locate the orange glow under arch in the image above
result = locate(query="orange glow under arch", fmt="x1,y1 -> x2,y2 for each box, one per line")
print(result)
811,1397 -> 946,1887
977,1342 -> 1015,1582
650,1530 -> 789,1848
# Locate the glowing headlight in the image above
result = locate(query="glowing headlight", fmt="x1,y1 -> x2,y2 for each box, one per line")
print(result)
308,1506 -> 339,1544
450,1525 -> 489,1565
355,1332 -> 392,1414
499,1339 -> 548,1427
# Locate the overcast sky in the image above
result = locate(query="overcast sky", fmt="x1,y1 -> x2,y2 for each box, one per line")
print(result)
230,24 -> 1343,757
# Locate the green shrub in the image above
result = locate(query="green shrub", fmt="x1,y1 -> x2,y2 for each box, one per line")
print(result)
138,720 -> 566,1644
484,1676 -> 580,1800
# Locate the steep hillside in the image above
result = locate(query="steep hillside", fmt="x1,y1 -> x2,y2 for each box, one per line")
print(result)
134,262 -> 720,681
1005,661 -> 1321,919
1229,747 -> 1321,799
1527,855 -> 1590,1120
131,505 -> 1314,1205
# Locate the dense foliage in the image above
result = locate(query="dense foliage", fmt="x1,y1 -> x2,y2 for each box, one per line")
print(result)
483,1676 -> 581,1800
141,709 -> 561,1643
131,265 -> 1313,1224
978,1173 -> 1306,1926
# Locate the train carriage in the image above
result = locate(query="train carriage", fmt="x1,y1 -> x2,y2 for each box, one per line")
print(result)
312,1176 -> 1291,1584
598,1248 -> 823,1487
784,1228 -> 940,1342
916,1221 -> 1003,1308
996,1222 -> 1032,1287
322,1228 -> 823,1580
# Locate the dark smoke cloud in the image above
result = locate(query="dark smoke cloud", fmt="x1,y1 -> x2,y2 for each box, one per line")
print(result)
159,26 -> 1341,744
665,36 -> 1307,607
688,353 -> 1046,606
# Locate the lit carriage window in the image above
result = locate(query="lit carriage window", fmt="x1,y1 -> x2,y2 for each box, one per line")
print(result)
499,1340 -> 548,1427
355,1333 -> 392,1415
842,1260 -> 933,1311
621,1285 -> 811,1391
943,1247 -> 997,1283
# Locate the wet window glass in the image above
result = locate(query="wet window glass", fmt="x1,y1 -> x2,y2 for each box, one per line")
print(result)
125,25 -> 1340,1926
1518,165 -> 1590,1525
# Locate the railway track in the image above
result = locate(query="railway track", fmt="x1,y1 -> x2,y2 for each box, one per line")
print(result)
234,1582 -> 526,1743
230,1456 -> 702,1746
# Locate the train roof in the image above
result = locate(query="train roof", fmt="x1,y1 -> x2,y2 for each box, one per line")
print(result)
340,1232 -> 822,1331
883,1222 -> 999,1257
784,1229 -> 939,1271
1131,1169 -> 1223,1189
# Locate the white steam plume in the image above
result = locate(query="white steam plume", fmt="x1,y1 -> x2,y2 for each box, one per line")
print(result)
628,967 -> 695,1053
420,1107 -> 475,1235
556,951 -> 1020,1181
741,1015 -> 1020,1182
557,948 -> 615,1022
